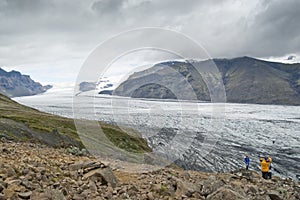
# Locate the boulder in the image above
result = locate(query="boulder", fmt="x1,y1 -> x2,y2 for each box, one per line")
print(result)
6,167 -> 16,177
18,191 -> 32,199
207,187 -> 247,200
2,188 -> 17,199
248,185 -> 258,194
201,179 -> 225,197
49,189 -> 66,200
174,178 -> 201,198
83,167 -> 117,188
69,161 -> 100,171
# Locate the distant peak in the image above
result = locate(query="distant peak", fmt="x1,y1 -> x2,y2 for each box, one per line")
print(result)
0,68 -> 52,97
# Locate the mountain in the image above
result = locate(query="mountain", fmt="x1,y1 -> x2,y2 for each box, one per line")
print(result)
0,93 -> 151,153
114,57 -> 300,105
0,68 -> 52,97
79,81 -> 97,92
79,78 -> 114,93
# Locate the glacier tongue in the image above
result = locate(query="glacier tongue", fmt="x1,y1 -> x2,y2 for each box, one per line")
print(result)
14,92 -> 300,180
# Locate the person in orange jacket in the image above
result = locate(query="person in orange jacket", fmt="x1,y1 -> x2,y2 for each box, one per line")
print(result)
260,157 -> 270,179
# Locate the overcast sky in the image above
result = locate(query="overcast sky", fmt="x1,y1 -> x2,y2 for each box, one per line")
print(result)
0,0 -> 299,83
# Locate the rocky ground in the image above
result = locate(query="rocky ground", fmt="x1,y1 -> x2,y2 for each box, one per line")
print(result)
0,139 -> 299,200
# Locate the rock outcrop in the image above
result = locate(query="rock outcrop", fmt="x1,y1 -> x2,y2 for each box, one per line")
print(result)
79,82 -> 96,92
0,68 -> 52,97
0,140 -> 299,200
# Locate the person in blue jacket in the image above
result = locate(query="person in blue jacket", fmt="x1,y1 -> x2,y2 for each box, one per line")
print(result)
244,155 -> 250,170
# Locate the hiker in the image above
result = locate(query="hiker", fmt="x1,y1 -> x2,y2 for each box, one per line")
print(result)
268,162 -> 273,179
244,155 -> 250,170
259,157 -> 269,179
266,155 -> 273,179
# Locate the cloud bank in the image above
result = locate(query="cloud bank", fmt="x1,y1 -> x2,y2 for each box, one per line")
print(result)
0,0 -> 299,82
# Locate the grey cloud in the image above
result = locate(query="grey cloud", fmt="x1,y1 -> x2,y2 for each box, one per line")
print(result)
0,0 -> 299,82
245,0 -> 300,56
0,0 -> 52,14
91,0 -> 124,14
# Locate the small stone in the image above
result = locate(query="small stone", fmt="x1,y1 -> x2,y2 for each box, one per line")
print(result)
22,169 -> 29,175
182,171 -> 190,180
80,189 -> 91,198
41,175 -> 48,182
0,181 -> 7,189
63,171 -> 70,177
36,173 -> 42,181
81,183 -> 89,190
69,162 -> 84,171
6,167 -> 16,177
100,163 -> 106,168
0,193 -> 5,200
241,178 -> 247,185
61,188 -> 68,196
53,182 -> 60,188
7,179 -> 21,186
249,185 -> 258,194
1,148 -> 9,153
147,192 -> 155,200
18,191 -> 32,199
208,175 -> 217,181
104,186 -> 113,199
141,194 -> 147,199
70,171 -> 78,180
37,167 -> 46,175
89,181 -> 97,192
72,194 -> 84,200
0,183 -> 4,192
51,189 -> 66,200
268,191 -> 282,200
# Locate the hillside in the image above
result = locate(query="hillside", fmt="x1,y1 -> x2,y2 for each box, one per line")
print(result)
0,93 -> 151,153
0,68 -> 52,97
114,57 -> 300,105
0,140 -> 299,199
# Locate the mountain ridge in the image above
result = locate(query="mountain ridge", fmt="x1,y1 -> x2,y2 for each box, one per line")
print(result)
114,57 -> 300,105
0,68 -> 52,97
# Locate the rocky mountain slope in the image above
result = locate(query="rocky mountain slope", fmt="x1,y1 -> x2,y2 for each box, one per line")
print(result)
0,140 -> 299,200
0,68 -> 52,97
114,57 -> 300,105
0,93 -> 151,154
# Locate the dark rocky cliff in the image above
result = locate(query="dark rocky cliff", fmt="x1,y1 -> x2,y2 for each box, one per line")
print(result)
114,57 -> 300,105
0,68 -> 52,97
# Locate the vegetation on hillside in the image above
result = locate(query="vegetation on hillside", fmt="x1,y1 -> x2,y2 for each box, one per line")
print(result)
0,93 -> 151,154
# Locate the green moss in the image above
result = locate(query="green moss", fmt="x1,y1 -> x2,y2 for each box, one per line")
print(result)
0,93 -> 152,153
51,177 -> 59,182
101,125 -> 152,153
160,185 -> 167,192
